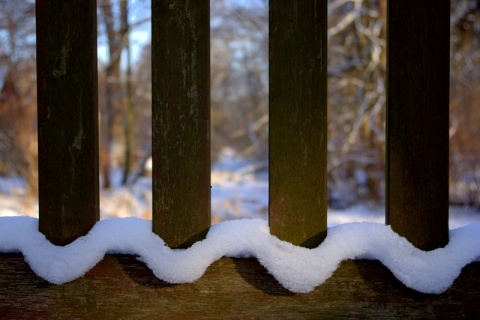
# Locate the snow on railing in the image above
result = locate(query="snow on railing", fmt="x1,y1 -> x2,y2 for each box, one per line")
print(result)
0,0 -> 465,294
1,216 -> 480,294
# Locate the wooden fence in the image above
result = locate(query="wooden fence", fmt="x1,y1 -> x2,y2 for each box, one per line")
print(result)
37,0 -> 449,251
1,0 -> 479,318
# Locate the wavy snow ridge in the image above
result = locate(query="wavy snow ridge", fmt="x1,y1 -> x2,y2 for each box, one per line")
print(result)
1,216 -> 480,294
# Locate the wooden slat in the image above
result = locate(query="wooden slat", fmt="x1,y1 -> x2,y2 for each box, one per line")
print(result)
36,0 -> 99,246
1,254 -> 480,318
151,0 -> 211,248
386,0 -> 450,250
269,0 -> 328,248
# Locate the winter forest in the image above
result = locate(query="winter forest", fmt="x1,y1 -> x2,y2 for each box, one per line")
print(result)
0,0 -> 479,222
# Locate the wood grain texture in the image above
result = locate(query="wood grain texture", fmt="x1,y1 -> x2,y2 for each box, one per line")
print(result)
151,0 -> 211,248
386,0 -> 450,250
36,0 -> 99,246
1,254 -> 480,319
269,0 -> 328,248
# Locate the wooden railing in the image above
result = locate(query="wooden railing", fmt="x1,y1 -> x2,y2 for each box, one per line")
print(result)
36,0 -> 449,251
2,0 -> 479,318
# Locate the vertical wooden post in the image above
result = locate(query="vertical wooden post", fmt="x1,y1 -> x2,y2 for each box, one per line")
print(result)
386,0 -> 450,250
36,0 -> 99,245
151,0 -> 211,248
269,0 -> 328,248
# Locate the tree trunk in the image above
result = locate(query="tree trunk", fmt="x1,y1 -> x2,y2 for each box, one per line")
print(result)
121,0 -> 134,185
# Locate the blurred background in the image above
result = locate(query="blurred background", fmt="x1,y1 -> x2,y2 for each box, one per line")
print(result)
0,0 -> 479,223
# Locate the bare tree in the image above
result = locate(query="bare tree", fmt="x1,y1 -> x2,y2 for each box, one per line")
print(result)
97,0 -> 151,188
210,0 -> 269,161
120,0 -> 135,185
98,0 -> 123,189
450,0 -> 480,208
327,0 -> 387,206
0,0 -> 37,196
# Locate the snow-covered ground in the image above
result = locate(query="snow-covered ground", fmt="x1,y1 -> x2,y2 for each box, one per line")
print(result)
1,148 -> 479,229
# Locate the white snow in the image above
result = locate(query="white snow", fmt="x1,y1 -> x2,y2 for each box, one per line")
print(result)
1,216 -> 480,294
1,149 -> 480,293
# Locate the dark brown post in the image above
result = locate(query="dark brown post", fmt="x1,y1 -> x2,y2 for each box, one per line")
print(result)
269,0 -> 328,248
386,0 -> 450,250
151,0 -> 211,248
36,0 -> 99,245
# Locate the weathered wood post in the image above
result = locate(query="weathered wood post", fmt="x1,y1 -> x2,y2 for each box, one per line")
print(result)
36,0 -> 99,245
269,0 -> 328,248
386,0 -> 450,250
151,0 -> 211,248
